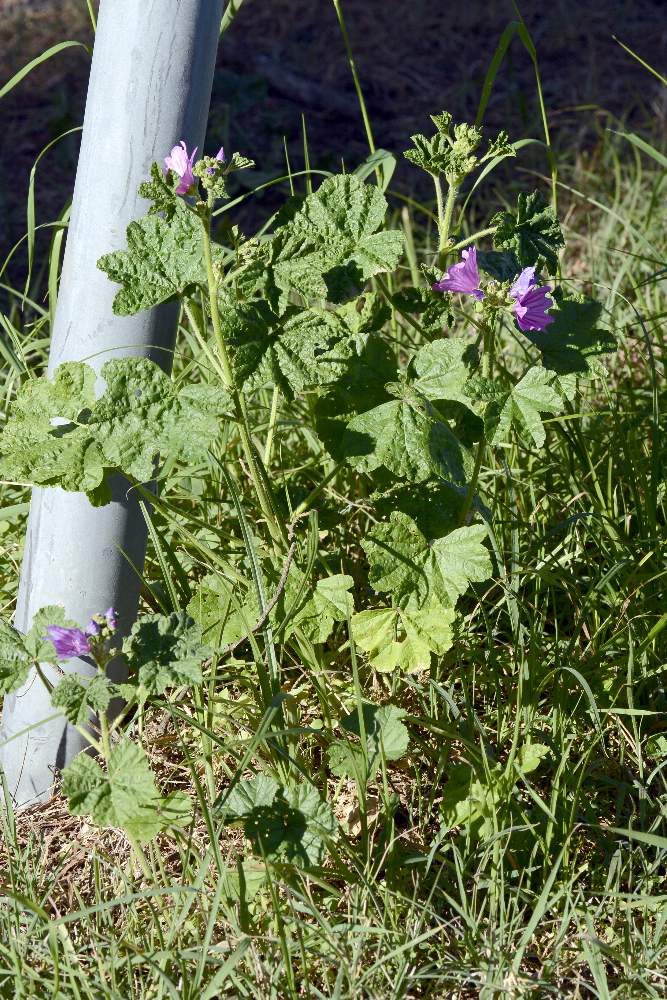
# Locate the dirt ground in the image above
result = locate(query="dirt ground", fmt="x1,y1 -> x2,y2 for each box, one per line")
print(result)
1,0 -> 666,290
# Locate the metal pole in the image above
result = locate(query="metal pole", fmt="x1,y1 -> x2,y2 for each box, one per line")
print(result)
0,0 -> 223,808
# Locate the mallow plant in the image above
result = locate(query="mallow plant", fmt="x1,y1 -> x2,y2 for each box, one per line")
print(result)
0,113 -> 615,872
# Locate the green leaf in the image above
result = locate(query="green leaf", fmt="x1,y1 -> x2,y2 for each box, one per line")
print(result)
343,386 -> 472,485
186,575 -> 260,648
242,174 -> 403,308
404,118 -> 482,184
314,335 -> 396,460
0,358 -> 230,501
410,338 -> 477,404
138,161 -> 180,219
122,612 -> 208,695
485,366 -> 562,449
340,337 -> 477,483
275,571 -> 354,644
0,621 -> 32,695
219,775 -> 337,868
441,745 -> 549,837
476,249 -> 521,282
491,190 -> 564,275
62,739 -> 183,843
351,601 -> 455,672
227,300 -> 358,396
391,285 -> 453,338
362,512 -> 491,608
373,480 -> 468,540
24,605 -> 75,663
524,291 -> 616,380
52,674 -> 115,726
97,199 -> 222,315
328,702 -> 410,779
0,363 -> 103,495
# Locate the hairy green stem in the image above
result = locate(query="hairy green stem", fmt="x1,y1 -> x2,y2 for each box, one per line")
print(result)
292,462 -> 343,519
440,184 -> 458,251
436,181 -> 459,268
263,386 -> 280,466
459,323 -> 495,526
450,226 -> 496,253
200,211 -> 286,547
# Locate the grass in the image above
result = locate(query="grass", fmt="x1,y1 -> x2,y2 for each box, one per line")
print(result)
1,7 -> 667,999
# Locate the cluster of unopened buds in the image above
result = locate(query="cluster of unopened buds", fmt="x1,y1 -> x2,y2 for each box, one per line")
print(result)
433,246 -> 555,333
163,140 -> 225,196
45,608 -> 118,661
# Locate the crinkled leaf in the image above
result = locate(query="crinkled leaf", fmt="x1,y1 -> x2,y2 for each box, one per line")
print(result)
491,190 -> 564,275
523,291 -> 616,380
314,336 -> 396,460
343,388 -> 472,485
24,605 -> 75,663
227,300 -> 358,396
485,366 -> 562,449
275,571 -> 354,644
410,338 -> 477,404
186,575 -> 261,649
391,285 -> 454,338
0,363 -> 103,495
404,119 -> 482,184
241,174 -> 403,308
122,612 -> 208,695
476,249 -> 521,282
0,358 -> 230,501
97,199 -> 223,315
219,774 -> 336,868
373,480 -> 469,540
485,130 -> 515,160
334,292 -> 390,341
62,739 -> 182,843
362,512 -> 491,608
328,702 -> 410,779
352,601 -> 455,672
52,674 -> 115,726
0,621 -> 32,695
138,161 -> 180,219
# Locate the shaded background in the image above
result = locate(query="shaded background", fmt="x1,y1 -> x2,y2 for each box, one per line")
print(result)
1,0 -> 666,293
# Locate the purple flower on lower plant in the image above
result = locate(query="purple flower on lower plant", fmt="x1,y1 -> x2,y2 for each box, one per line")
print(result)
432,247 -> 484,301
45,607 -> 118,660
45,626 -> 92,660
509,266 -> 555,332
164,140 -> 198,195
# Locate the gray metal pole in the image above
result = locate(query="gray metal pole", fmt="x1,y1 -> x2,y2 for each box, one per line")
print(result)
0,0 -> 223,808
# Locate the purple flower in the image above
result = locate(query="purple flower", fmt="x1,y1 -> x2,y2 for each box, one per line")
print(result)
510,266 -> 555,332
432,247 -> 484,301
207,146 -> 225,176
85,618 -> 101,637
164,141 -> 198,195
45,626 -> 91,660
105,607 -> 118,631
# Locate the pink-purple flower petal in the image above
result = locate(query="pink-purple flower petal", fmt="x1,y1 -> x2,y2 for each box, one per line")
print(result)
433,247 -> 484,301
512,283 -> 555,332
509,266 -> 537,301
45,625 -> 92,660
164,140 -> 198,195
